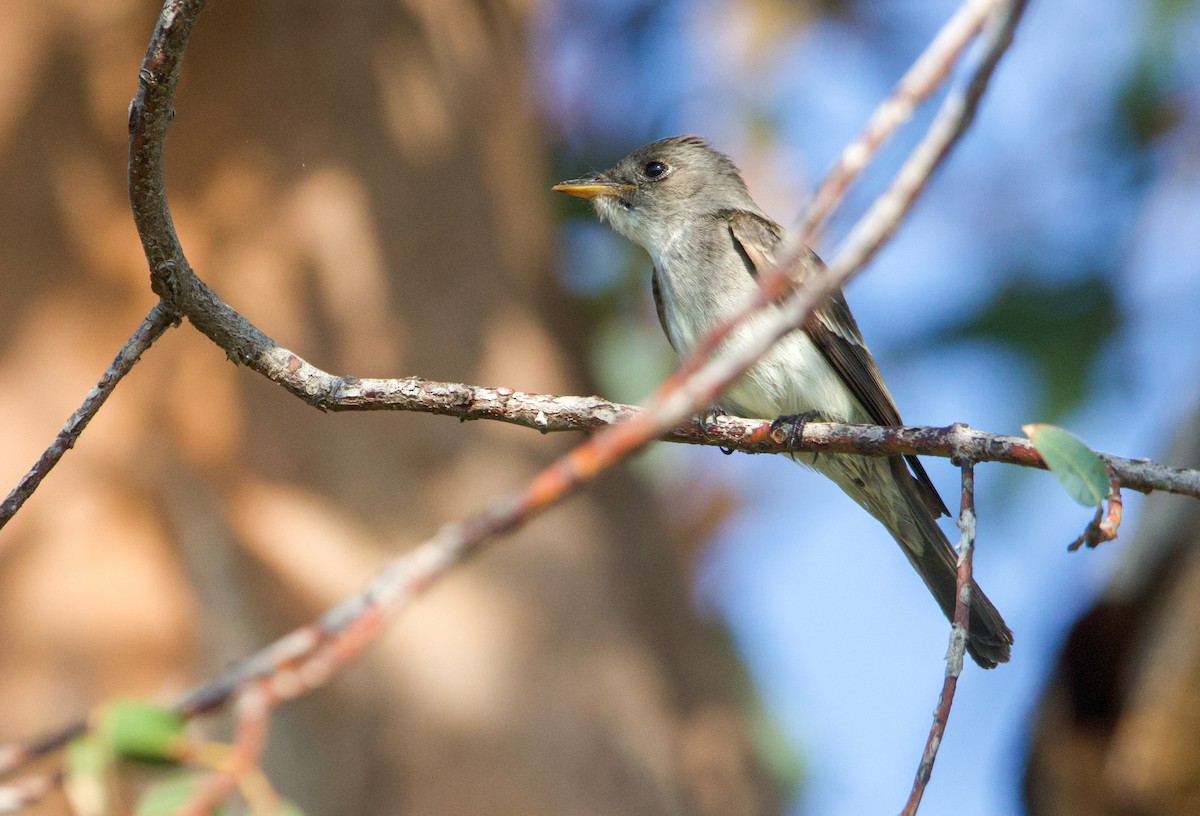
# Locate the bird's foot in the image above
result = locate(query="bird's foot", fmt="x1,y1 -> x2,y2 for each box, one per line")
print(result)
699,404 -> 735,456
769,410 -> 822,454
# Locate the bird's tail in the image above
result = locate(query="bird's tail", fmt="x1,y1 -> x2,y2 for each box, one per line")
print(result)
814,454 -> 1014,668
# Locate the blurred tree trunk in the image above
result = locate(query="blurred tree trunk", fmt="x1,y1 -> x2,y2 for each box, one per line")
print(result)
1025,405 -> 1200,816
0,2 -> 779,814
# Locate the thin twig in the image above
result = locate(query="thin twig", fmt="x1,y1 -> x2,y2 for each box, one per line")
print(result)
128,0 -> 206,296
798,0 -> 1006,243
1068,471 -> 1124,551
0,304 -> 176,531
831,0 -> 1029,279
175,685 -> 270,816
901,459 -> 976,816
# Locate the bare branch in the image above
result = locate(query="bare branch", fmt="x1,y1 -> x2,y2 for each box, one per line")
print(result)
128,0 -> 205,299
298,378 -> 1200,499
829,0 -> 1030,277
798,0 -> 1008,242
1068,472 -> 1124,551
902,459 -> 977,815
0,304 -> 176,532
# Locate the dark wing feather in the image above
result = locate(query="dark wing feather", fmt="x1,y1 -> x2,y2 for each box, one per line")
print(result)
725,209 -> 949,517
651,267 -> 679,353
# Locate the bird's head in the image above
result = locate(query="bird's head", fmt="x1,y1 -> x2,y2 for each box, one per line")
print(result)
553,135 -> 757,251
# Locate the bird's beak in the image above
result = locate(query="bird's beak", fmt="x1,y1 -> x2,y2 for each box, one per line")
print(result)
552,177 -> 633,199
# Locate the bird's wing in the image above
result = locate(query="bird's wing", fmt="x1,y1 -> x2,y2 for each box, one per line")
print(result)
725,209 -> 949,517
651,267 -> 679,353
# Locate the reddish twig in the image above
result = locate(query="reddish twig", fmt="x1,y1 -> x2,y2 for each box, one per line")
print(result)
830,0 -> 1029,279
175,685 -> 270,816
0,424 -> 1168,792
901,458 -> 976,816
798,0 -> 1008,243
0,303 -> 176,532
1068,471 -> 1124,551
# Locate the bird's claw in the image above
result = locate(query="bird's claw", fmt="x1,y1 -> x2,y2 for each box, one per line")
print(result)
769,411 -> 822,453
698,404 -> 735,455
699,404 -> 726,434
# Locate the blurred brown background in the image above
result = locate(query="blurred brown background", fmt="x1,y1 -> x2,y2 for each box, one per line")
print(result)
0,1 -> 778,813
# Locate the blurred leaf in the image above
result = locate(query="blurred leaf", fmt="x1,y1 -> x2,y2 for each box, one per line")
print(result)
99,700 -> 186,764
1115,53 -> 1180,147
64,736 -> 112,816
1112,0 -> 1192,148
1023,423 -> 1109,507
940,272 -> 1120,420
590,314 -> 674,404
134,773 -> 228,816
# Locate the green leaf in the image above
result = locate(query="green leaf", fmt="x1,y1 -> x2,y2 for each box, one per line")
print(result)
99,699 -> 186,763
1023,423 -> 1110,507
134,773 -> 228,816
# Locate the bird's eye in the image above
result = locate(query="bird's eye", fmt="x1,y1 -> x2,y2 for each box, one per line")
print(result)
643,161 -> 668,179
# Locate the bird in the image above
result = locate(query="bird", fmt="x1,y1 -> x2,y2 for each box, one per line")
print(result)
554,135 -> 1012,667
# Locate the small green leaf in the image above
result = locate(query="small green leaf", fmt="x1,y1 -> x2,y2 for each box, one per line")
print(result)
99,699 -> 186,763
134,773 -> 228,816
1023,423 -> 1109,507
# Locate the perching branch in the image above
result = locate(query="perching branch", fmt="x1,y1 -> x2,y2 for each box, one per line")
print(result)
277,378 -> 1200,499
5,362 -> 1196,549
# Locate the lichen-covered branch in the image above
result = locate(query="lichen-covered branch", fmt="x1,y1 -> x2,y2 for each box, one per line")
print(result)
314,378 -> 1200,499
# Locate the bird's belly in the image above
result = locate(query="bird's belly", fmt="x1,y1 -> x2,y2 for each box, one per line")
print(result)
653,254 -> 864,425
720,328 -> 865,424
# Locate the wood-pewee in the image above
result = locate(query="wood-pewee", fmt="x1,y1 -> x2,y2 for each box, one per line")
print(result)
554,135 -> 1012,667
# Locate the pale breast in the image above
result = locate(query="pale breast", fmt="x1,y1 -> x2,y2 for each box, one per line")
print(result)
652,224 -> 870,427
721,324 -> 869,424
